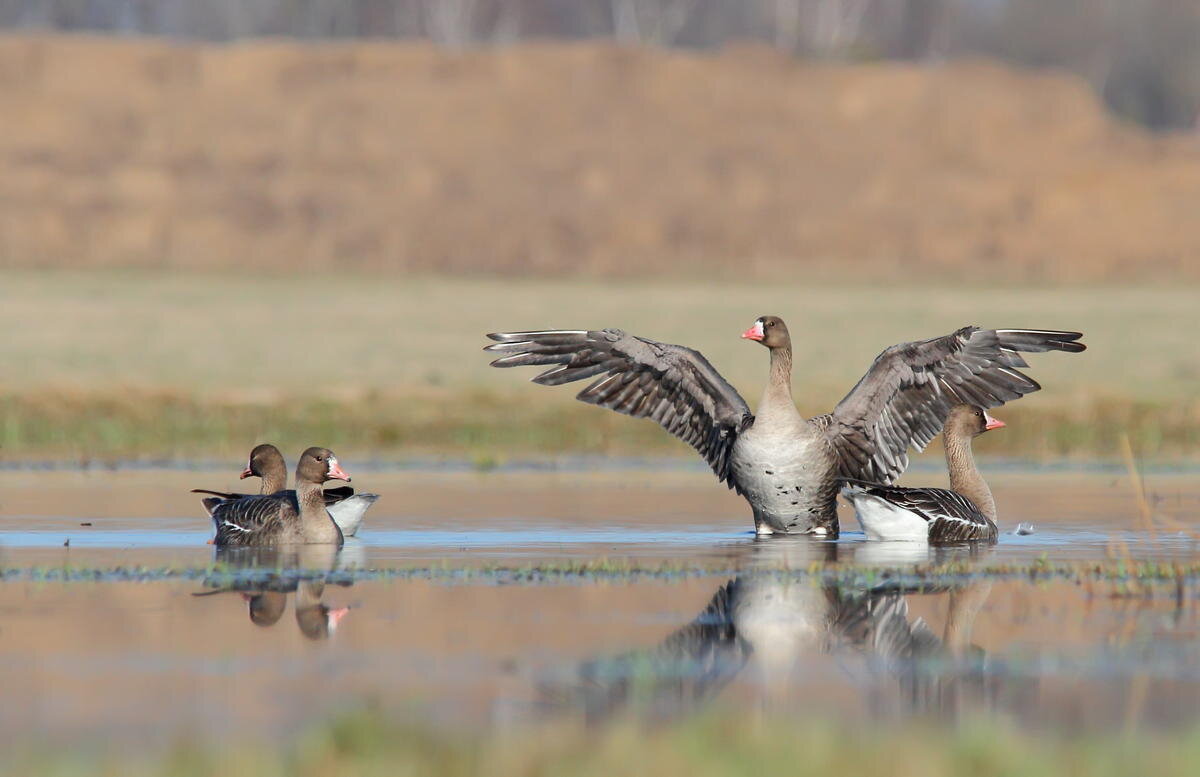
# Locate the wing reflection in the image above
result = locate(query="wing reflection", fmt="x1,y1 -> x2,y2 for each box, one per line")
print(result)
191,542 -> 354,640
538,538 -> 1031,725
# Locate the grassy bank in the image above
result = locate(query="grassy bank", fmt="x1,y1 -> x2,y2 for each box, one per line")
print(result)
0,272 -> 1196,461
6,708 -> 1200,777
1,389 -> 1197,463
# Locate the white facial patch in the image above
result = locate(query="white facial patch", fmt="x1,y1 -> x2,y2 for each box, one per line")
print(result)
752,320 -> 764,338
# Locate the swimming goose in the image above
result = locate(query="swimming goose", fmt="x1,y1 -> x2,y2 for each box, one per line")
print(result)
841,404 -> 1003,543
201,447 -> 348,546
193,443 -> 378,536
486,319 -> 1084,536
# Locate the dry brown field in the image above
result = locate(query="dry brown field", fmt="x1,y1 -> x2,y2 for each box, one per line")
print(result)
1,35 -> 1199,279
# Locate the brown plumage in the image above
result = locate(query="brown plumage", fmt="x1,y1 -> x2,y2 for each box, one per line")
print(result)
203,447 -> 349,546
192,443 -> 377,536
841,404 -> 1004,543
486,320 -> 1083,536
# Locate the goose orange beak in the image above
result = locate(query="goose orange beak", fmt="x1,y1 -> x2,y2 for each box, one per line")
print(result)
984,413 -> 1005,431
327,459 -> 351,482
239,467 -> 254,479
741,321 -> 764,341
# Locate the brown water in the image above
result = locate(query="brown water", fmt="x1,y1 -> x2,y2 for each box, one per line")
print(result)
0,467 -> 1198,747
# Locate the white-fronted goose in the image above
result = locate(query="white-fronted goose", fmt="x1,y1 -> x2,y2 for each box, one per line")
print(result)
202,447 -> 348,546
841,404 -> 1003,543
486,319 -> 1084,536
193,443 -> 378,536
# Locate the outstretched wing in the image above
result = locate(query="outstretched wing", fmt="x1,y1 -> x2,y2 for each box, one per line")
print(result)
818,327 -> 1084,483
485,329 -> 753,488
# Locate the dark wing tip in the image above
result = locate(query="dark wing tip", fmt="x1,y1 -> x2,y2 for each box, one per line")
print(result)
995,329 -> 1087,353
1044,330 -> 1087,352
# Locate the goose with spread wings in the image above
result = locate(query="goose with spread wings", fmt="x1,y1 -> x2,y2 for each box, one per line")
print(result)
485,317 -> 1084,536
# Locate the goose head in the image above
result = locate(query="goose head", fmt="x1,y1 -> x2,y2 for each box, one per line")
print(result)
241,443 -> 285,480
296,447 -> 352,485
741,315 -> 790,350
946,404 -> 1005,439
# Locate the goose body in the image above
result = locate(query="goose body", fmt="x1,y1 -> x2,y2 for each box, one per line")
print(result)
730,420 -> 835,535
486,320 -> 1084,536
322,494 -> 377,537
203,448 -> 349,547
842,483 -> 998,543
841,405 -> 1003,543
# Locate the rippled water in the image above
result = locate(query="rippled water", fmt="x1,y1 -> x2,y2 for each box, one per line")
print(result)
0,465 -> 1197,747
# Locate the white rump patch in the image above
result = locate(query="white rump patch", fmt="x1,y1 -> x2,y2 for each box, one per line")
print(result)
845,492 -> 930,542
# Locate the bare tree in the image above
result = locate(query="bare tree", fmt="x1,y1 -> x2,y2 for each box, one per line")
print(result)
611,0 -> 697,46
422,0 -> 478,48
770,0 -> 872,57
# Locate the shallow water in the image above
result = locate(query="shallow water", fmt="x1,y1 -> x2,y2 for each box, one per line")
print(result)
0,466 -> 1198,746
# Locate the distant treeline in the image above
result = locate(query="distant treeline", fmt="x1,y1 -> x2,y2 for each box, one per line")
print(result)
1,0 -> 1198,130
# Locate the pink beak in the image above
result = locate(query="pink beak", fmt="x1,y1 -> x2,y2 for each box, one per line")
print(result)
328,607 -> 350,628
741,321 -> 764,341
239,466 -> 254,480
984,412 -> 1006,431
327,459 -> 351,482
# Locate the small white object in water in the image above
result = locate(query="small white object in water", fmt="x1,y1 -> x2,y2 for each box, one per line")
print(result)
1013,522 -> 1035,536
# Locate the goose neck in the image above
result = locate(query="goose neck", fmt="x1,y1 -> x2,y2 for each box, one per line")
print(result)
945,433 -> 996,523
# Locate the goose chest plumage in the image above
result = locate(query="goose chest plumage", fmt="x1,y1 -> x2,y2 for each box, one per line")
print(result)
485,317 -> 1084,536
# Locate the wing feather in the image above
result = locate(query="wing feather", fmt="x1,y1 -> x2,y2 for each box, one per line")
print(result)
208,494 -> 293,545
822,327 -> 1084,483
487,329 -> 752,488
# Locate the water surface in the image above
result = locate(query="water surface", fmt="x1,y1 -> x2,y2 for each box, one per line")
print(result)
1,466 -> 1197,748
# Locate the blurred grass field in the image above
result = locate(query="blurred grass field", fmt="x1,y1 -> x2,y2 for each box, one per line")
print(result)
5,708 -> 1200,777
1,270 -> 1196,461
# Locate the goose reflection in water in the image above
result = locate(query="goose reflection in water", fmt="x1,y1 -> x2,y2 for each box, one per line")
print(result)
537,538 -> 1032,725
192,543 -> 354,640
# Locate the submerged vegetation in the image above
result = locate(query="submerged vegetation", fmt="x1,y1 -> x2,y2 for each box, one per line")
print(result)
7,557 -> 1200,589
6,707 -> 1200,777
